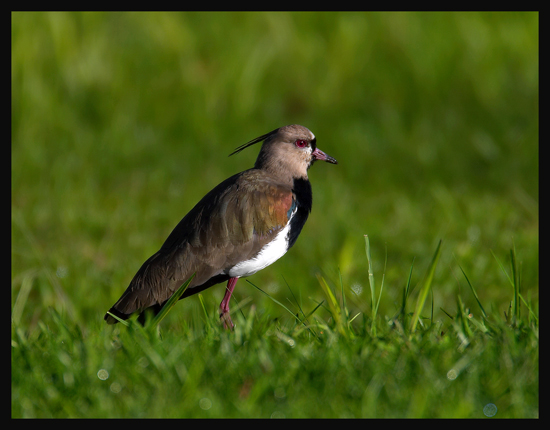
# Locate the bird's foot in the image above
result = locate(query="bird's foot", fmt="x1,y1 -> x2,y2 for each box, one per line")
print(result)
219,311 -> 235,330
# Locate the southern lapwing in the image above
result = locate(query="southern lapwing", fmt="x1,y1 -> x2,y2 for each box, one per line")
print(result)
104,124 -> 337,329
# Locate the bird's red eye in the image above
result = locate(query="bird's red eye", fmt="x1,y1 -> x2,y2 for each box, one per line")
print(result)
295,139 -> 308,148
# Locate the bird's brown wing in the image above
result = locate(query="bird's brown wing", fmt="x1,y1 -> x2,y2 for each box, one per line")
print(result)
104,170 -> 295,323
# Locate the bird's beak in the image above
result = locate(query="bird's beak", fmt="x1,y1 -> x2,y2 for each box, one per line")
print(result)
312,147 -> 338,164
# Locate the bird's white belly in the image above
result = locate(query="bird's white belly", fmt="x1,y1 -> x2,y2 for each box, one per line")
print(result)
227,222 -> 291,278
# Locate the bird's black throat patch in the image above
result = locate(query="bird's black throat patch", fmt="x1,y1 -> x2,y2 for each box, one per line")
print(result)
288,177 -> 313,249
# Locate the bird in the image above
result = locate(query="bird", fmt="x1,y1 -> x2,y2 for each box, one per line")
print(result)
104,124 -> 337,329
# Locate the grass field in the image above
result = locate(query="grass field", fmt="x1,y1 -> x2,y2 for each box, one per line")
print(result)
12,12 -> 538,418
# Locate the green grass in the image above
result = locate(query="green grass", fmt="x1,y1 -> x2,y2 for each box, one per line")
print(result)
12,241 -> 538,418
12,12 -> 538,417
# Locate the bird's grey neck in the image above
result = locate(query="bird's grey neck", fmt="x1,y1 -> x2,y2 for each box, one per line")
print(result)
255,158 -> 308,183
254,148 -> 308,182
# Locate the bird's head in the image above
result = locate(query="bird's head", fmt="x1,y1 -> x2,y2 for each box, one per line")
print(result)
230,124 -> 337,180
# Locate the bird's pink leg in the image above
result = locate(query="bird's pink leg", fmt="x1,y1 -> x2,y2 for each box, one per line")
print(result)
219,277 -> 239,330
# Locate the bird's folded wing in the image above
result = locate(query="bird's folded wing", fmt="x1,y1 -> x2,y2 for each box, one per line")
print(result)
106,171 -> 295,318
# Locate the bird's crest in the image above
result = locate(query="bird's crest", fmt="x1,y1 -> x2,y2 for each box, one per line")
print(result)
228,128 -> 280,157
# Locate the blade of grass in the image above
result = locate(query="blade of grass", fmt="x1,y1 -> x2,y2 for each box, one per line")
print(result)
197,293 -> 214,332
491,249 -> 538,326
409,240 -> 442,334
337,269 -> 350,321
430,287 -> 434,326
12,271 -> 35,327
316,274 -> 349,337
246,279 -> 320,339
456,294 -> 473,339
282,275 -> 310,324
375,244 -> 387,318
151,273 -> 195,326
364,235 -> 386,337
392,258 -> 415,321
197,293 -> 209,319
348,312 -> 361,324
440,306 -> 454,321
364,235 -> 376,314
509,247 -> 520,324
302,299 -> 325,321
457,263 -> 488,319
364,235 -> 376,336
105,311 -> 130,327
316,274 -> 339,315
247,279 -> 300,320
491,249 -> 514,286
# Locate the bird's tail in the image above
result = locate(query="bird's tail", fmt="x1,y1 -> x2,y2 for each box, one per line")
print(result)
103,252 -> 168,324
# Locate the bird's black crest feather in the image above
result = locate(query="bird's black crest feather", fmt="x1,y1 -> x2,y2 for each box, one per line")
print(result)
228,128 -> 280,157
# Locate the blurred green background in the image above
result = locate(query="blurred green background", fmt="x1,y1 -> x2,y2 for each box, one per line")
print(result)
12,12 -> 538,329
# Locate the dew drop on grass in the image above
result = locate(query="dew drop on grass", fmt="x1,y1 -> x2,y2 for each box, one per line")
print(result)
56,266 -> 68,278
97,369 -> 109,380
483,403 -> 497,417
199,398 -> 212,410
446,369 -> 458,380
351,283 -> 363,295
266,282 -> 280,294
274,387 -> 286,399
110,382 -> 122,393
